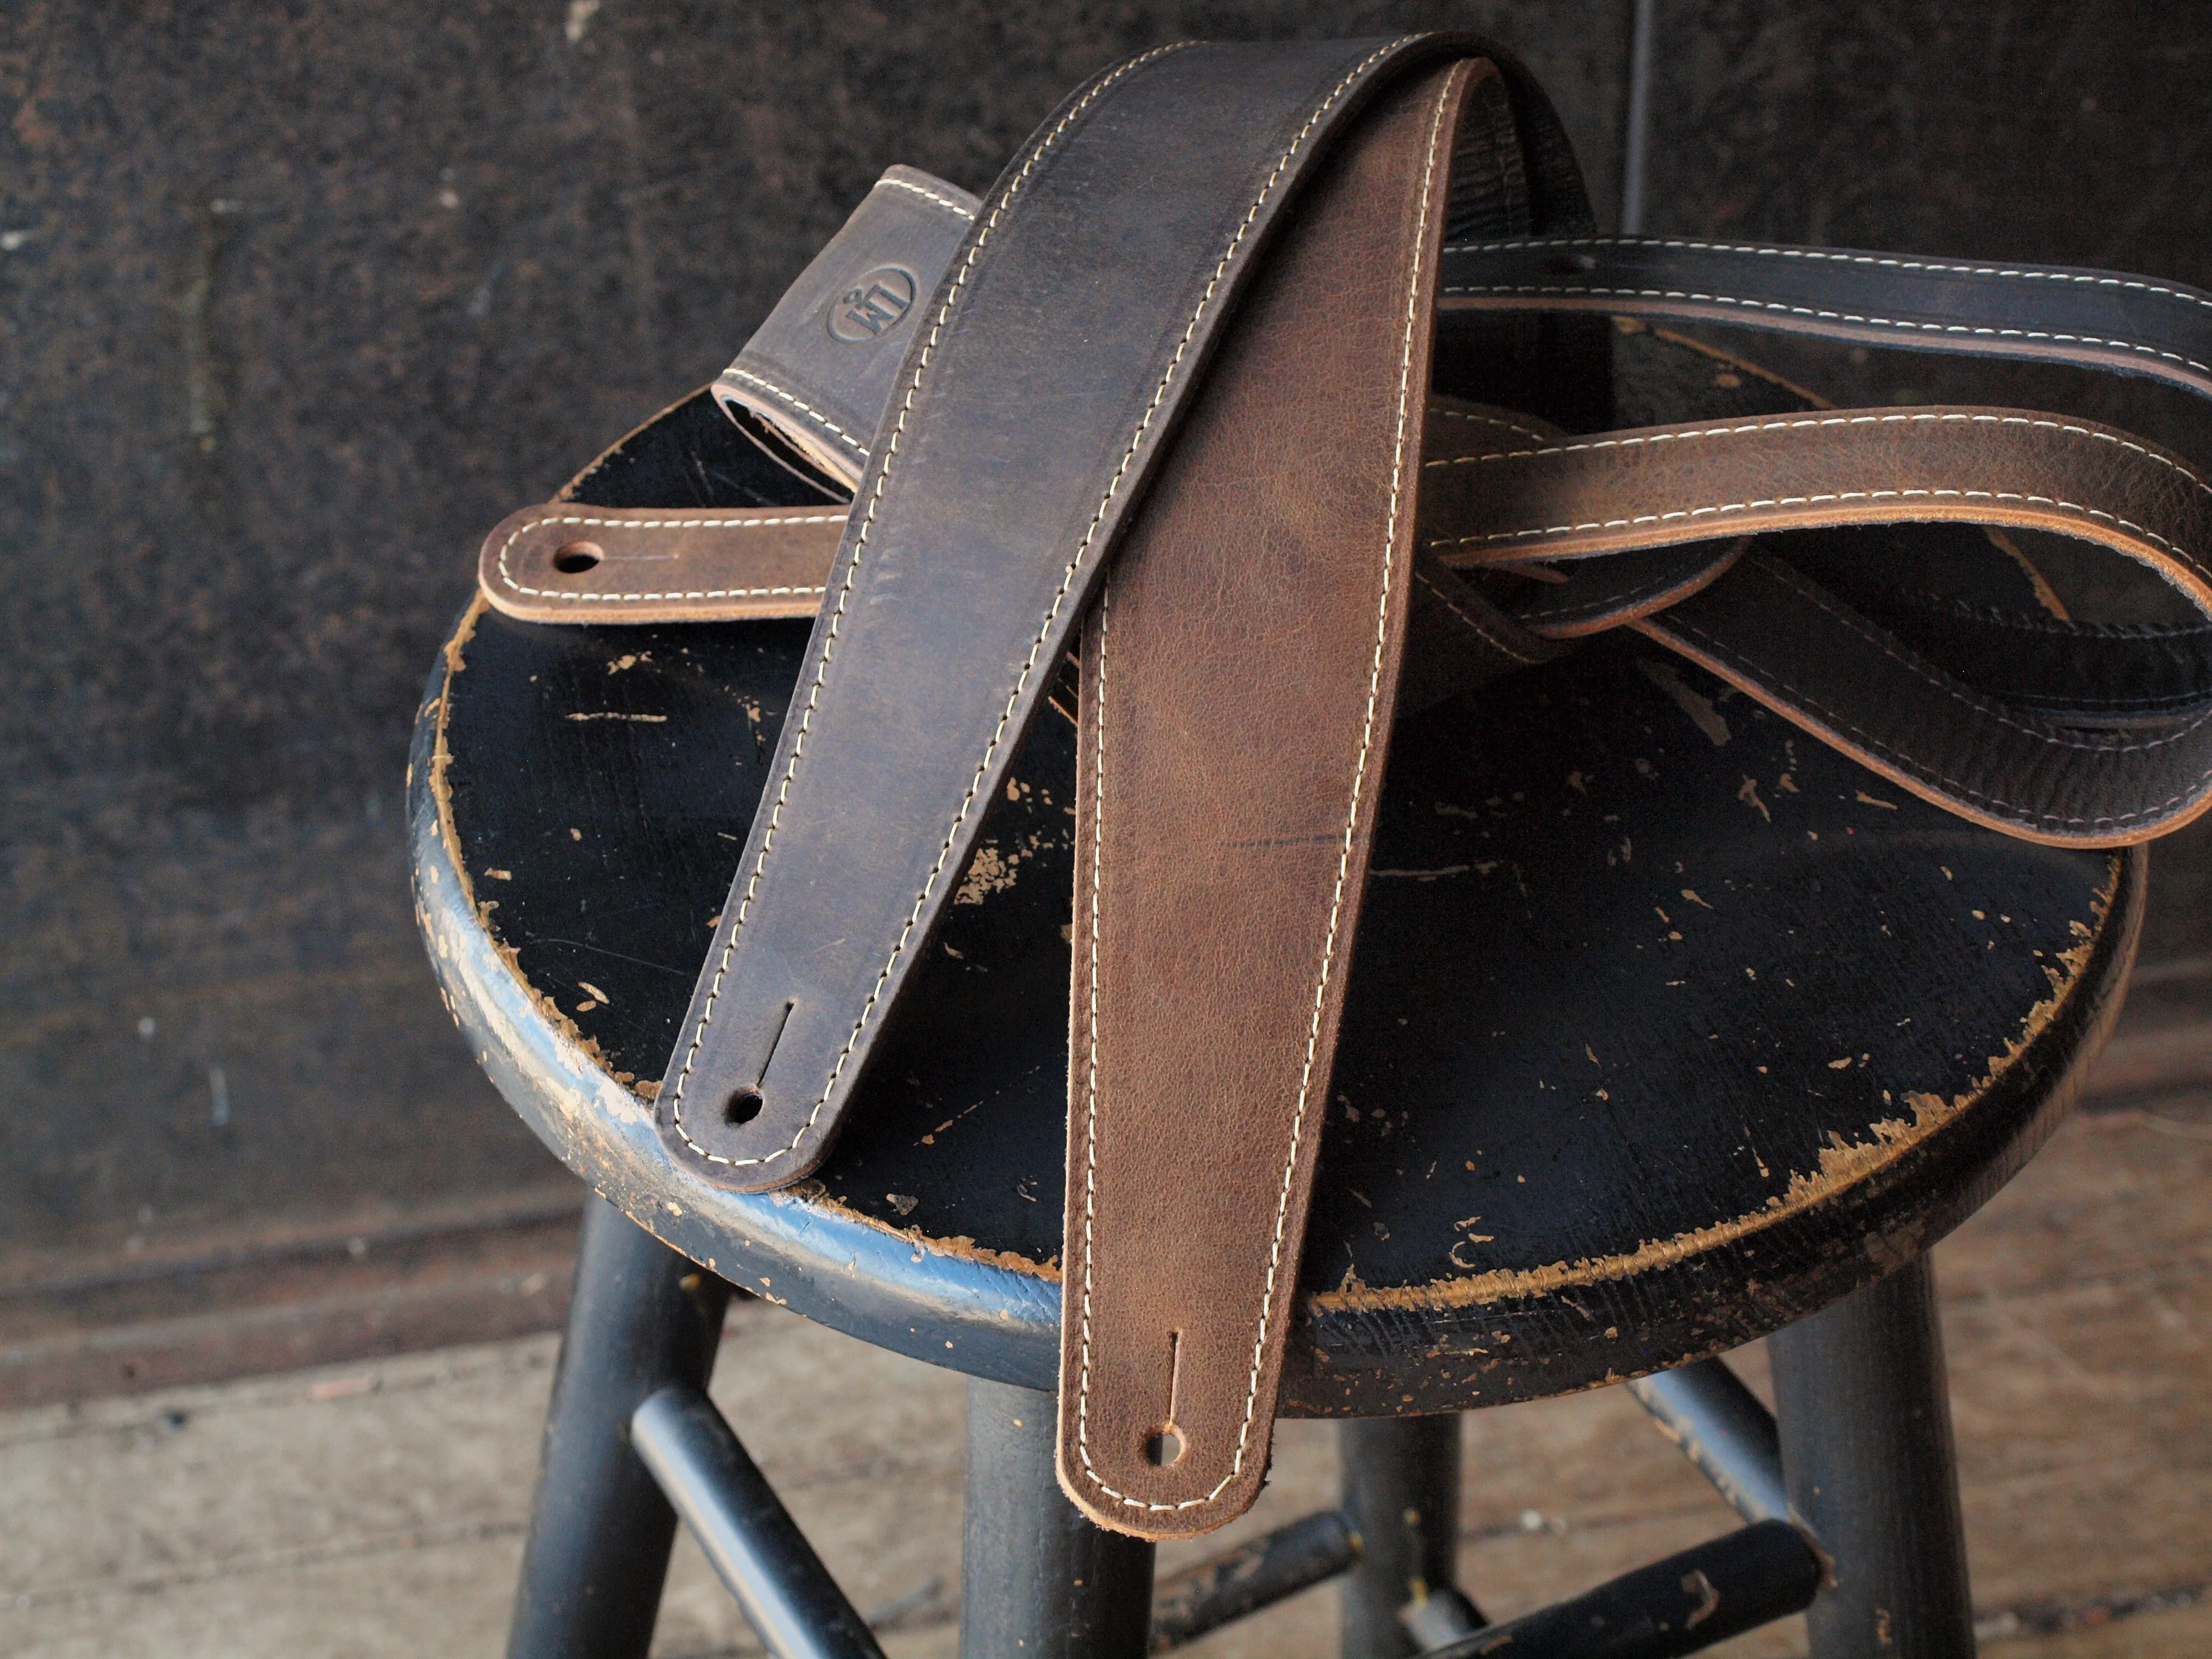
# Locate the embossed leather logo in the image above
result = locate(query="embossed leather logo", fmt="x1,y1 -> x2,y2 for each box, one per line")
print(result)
827,266 -> 917,343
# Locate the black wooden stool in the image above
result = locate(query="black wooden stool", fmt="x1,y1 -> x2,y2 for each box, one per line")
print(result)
410,322 -> 2137,1657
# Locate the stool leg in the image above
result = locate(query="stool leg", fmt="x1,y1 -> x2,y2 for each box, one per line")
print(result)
1770,1256 -> 1975,1658
507,1194 -> 731,1659
960,1378 -> 1154,1658
1339,1415 -> 1467,1657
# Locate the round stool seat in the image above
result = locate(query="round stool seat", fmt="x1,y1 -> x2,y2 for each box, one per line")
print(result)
409,334 -> 2137,1417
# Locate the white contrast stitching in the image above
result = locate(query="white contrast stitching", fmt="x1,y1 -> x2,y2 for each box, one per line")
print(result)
1426,411 -> 2212,500
1438,484 -> 2207,574
1443,235 -> 2212,319
1413,567 -> 1545,662
493,512 -> 842,603
1437,279 -> 2212,380
1425,415 -> 2212,591
878,175 -> 978,221
1425,406 -> 1555,445
1076,574 -> 1114,1490
719,367 -> 872,459
1072,48 -> 1444,1516
666,43 -> 1193,1170
1768,563 -> 2212,757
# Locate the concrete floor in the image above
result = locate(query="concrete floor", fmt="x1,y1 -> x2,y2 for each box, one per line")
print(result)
4,1099 -> 2207,1658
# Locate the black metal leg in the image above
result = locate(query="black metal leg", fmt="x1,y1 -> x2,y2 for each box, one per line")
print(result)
507,1194 -> 731,1659
1339,1415 -> 1472,1657
1770,1256 -> 1976,1658
960,1378 -> 1155,1658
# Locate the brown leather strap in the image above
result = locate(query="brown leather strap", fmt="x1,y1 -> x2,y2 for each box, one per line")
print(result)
653,37 -> 1492,1190
469,33 -> 2212,1548
1059,54 -> 1469,1538
479,503 -> 842,623
474,393 -> 1729,635
1424,404 -> 2212,843
473,392 -> 1526,625
1424,407 -> 2212,579
485,391 -> 2212,851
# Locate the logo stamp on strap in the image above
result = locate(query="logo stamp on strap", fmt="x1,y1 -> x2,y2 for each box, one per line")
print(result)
826,266 -> 917,343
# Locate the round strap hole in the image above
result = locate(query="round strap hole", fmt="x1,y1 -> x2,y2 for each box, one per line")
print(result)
1144,1426 -> 1184,1467
552,540 -> 603,574
724,1087 -> 764,1126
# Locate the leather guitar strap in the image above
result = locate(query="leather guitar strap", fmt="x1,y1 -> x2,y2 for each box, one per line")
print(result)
634,35 -> 1592,1537
1058,54 -> 1473,1536
642,35 -> 1543,1191
1439,234 -> 2212,402
488,399 -> 2212,843
468,33 -> 2212,1543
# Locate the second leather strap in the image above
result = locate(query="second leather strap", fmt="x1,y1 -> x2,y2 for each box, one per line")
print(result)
1058,59 -> 1471,1536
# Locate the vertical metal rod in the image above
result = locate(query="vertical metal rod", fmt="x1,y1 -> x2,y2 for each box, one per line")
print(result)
1620,0 -> 1660,234
506,1194 -> 730,1659
1340,1415 -> 1471,1658
1770,1257 -> 1976,1658
632,1386 -> 886,1659
1628,1357 -> 1790,1526
959,1378 -> 1155,1659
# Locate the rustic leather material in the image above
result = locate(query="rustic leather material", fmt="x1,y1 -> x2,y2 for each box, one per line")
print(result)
1424,404 -> 2212,843
1440,234 -> 2212,402
466,30 -> 2212,1548
1057,56 -> 1470,1537
478,390 -> 2212,847
714,165 -> 981,486
1638,554 -> 2212,845
475,391 -> 1581,628
652,37 -> 1531,1198
1425,406 -> 2212,578
478,503 -> 843,624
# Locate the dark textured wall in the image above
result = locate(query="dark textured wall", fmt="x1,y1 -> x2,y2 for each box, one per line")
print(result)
0,2 -> 1632,1254
1,2 -> 2206,1257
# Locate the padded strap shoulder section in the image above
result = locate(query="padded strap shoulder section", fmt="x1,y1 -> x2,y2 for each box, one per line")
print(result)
1440,235 -> 2212,402
658,36 -> 1459,1190
1060,55 -> 1471,1537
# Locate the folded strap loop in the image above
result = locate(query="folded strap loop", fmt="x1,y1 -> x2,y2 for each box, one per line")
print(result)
1644,556 -> 2212,844
1423,403 -> 2212,842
